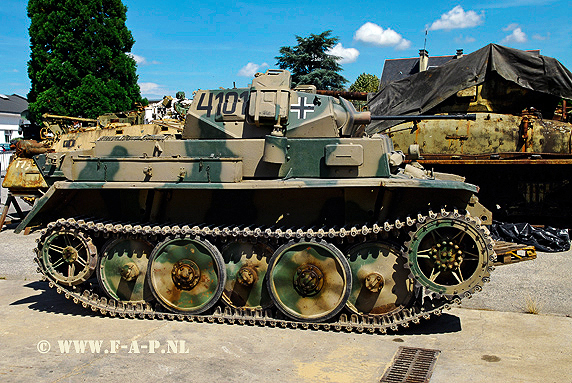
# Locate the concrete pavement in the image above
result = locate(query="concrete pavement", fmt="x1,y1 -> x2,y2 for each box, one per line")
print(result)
0,277 -> 571,383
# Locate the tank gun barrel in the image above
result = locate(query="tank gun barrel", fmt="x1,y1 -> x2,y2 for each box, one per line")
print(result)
371,114 -> 476,121
41,113 -> 98,123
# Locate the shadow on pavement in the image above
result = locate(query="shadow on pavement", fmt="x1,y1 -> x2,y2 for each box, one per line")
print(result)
397,312 -> 462,335
10,280 -> 100,318
9,281 -> 464,335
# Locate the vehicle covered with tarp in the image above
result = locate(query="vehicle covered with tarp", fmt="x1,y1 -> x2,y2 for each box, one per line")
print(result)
369,44 -> 572,226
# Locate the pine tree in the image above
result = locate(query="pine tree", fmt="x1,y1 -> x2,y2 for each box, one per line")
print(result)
349,73 -> 380,93
276,31 -> 347,90
349,73 -> 380,111
27,0 -> 143,122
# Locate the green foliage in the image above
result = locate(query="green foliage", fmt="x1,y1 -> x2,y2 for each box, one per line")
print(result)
27,0 -> 142,122
276,31 -> 347,90
349,73 -> 380,93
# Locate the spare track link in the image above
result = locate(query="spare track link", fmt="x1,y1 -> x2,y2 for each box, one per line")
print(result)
34,211 -> 492,334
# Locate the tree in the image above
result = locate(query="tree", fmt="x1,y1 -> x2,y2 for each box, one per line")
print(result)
275,30 -> 347,90
349,73 -> 380,111
349,73 -> 380,93
27,0 -> 143,122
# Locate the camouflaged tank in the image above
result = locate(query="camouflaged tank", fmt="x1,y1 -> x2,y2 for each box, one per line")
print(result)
18,70 -> 495,332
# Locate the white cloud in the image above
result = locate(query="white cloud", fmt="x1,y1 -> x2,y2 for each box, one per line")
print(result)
327,43 -> 359,64
139,82 -> 171,97
532,32 -> 550,41
503,23 -> 520,31
455,34 -> 476,44
238,62 -> 269,77
354,22 -> 411,50
429,6 -> 484,31
127,53 -> 159,66
502,26 -> 527,43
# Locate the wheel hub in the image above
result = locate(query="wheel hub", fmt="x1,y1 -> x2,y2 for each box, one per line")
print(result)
236,266 -> 257,286
171,260 -> 201,290
293,264 -> 324,297
364,272 -> 384,293
119,262 -> 140,282
431,241 -> 463,270
62,246 -> 78,263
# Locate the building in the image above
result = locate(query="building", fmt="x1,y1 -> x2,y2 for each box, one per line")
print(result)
380,49 -> 465,88
0,94 -> 27,147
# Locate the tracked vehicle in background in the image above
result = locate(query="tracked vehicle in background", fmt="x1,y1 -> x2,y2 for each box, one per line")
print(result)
18,69 -> 495,332
2,111 -> 181,204
369,44 -> 572,227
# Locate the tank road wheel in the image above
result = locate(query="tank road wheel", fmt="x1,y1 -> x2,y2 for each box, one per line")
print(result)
405,213 -> 495,298
221,242 -> 273,309
97,238 -> 154,302
41,229 -> 97,286
267,240 -> 351,322
345,242 -> 414,316
147,237 -> 226,314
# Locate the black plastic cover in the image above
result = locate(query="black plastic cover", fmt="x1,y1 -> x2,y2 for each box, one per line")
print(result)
368,44 -> 572,133
490,221 -> 570,253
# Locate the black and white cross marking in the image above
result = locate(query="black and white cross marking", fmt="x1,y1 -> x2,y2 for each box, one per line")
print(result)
290,97 -> 315,119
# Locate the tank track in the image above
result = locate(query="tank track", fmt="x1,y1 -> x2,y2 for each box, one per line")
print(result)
33,210 -> 495,334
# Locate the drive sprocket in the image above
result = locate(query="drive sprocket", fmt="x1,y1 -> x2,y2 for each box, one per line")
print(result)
404,210 -> 495,298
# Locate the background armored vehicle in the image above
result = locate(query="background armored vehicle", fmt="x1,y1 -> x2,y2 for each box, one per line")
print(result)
369,44 -> 572,227
2,111 -> 182,204
18,69 -> 495,332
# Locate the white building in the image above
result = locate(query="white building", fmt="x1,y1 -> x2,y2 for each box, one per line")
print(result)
0,94 -> 27,147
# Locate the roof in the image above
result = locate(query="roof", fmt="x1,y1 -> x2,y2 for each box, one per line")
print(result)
0,94 -> 28,114
380,54 -> 458,85
380,49 -> 542,86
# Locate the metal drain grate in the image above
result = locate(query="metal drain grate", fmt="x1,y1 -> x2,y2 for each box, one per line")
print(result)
380,346 -> 441,383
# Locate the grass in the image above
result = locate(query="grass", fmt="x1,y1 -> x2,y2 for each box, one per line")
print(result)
524,294 -> 542,315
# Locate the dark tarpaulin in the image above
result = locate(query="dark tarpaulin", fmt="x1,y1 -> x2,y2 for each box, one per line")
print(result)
490,222 -> 571,253
368,43 -> 572,134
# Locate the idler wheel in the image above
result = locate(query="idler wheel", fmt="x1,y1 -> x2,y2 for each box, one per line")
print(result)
148,237 -> 225,313
97,237 -> 154,302
221,242 -> 273,309
41,229 -> 97,286
267,240 -> 351,322
345,242 -> 413,316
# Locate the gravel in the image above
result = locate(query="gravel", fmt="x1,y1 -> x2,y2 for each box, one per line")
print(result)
459,249 -> 572,317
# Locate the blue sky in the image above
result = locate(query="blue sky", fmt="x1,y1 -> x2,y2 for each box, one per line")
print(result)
1,0 -> 571,100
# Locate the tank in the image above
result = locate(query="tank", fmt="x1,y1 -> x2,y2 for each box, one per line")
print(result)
369,44 -> 572,227
2,111 -> 182,204
17,69 -> 495,332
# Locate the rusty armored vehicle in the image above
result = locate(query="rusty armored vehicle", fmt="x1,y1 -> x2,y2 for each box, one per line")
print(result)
2,111 -> 181,204
17,69 -> 495,332
369,44 -> 572,227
